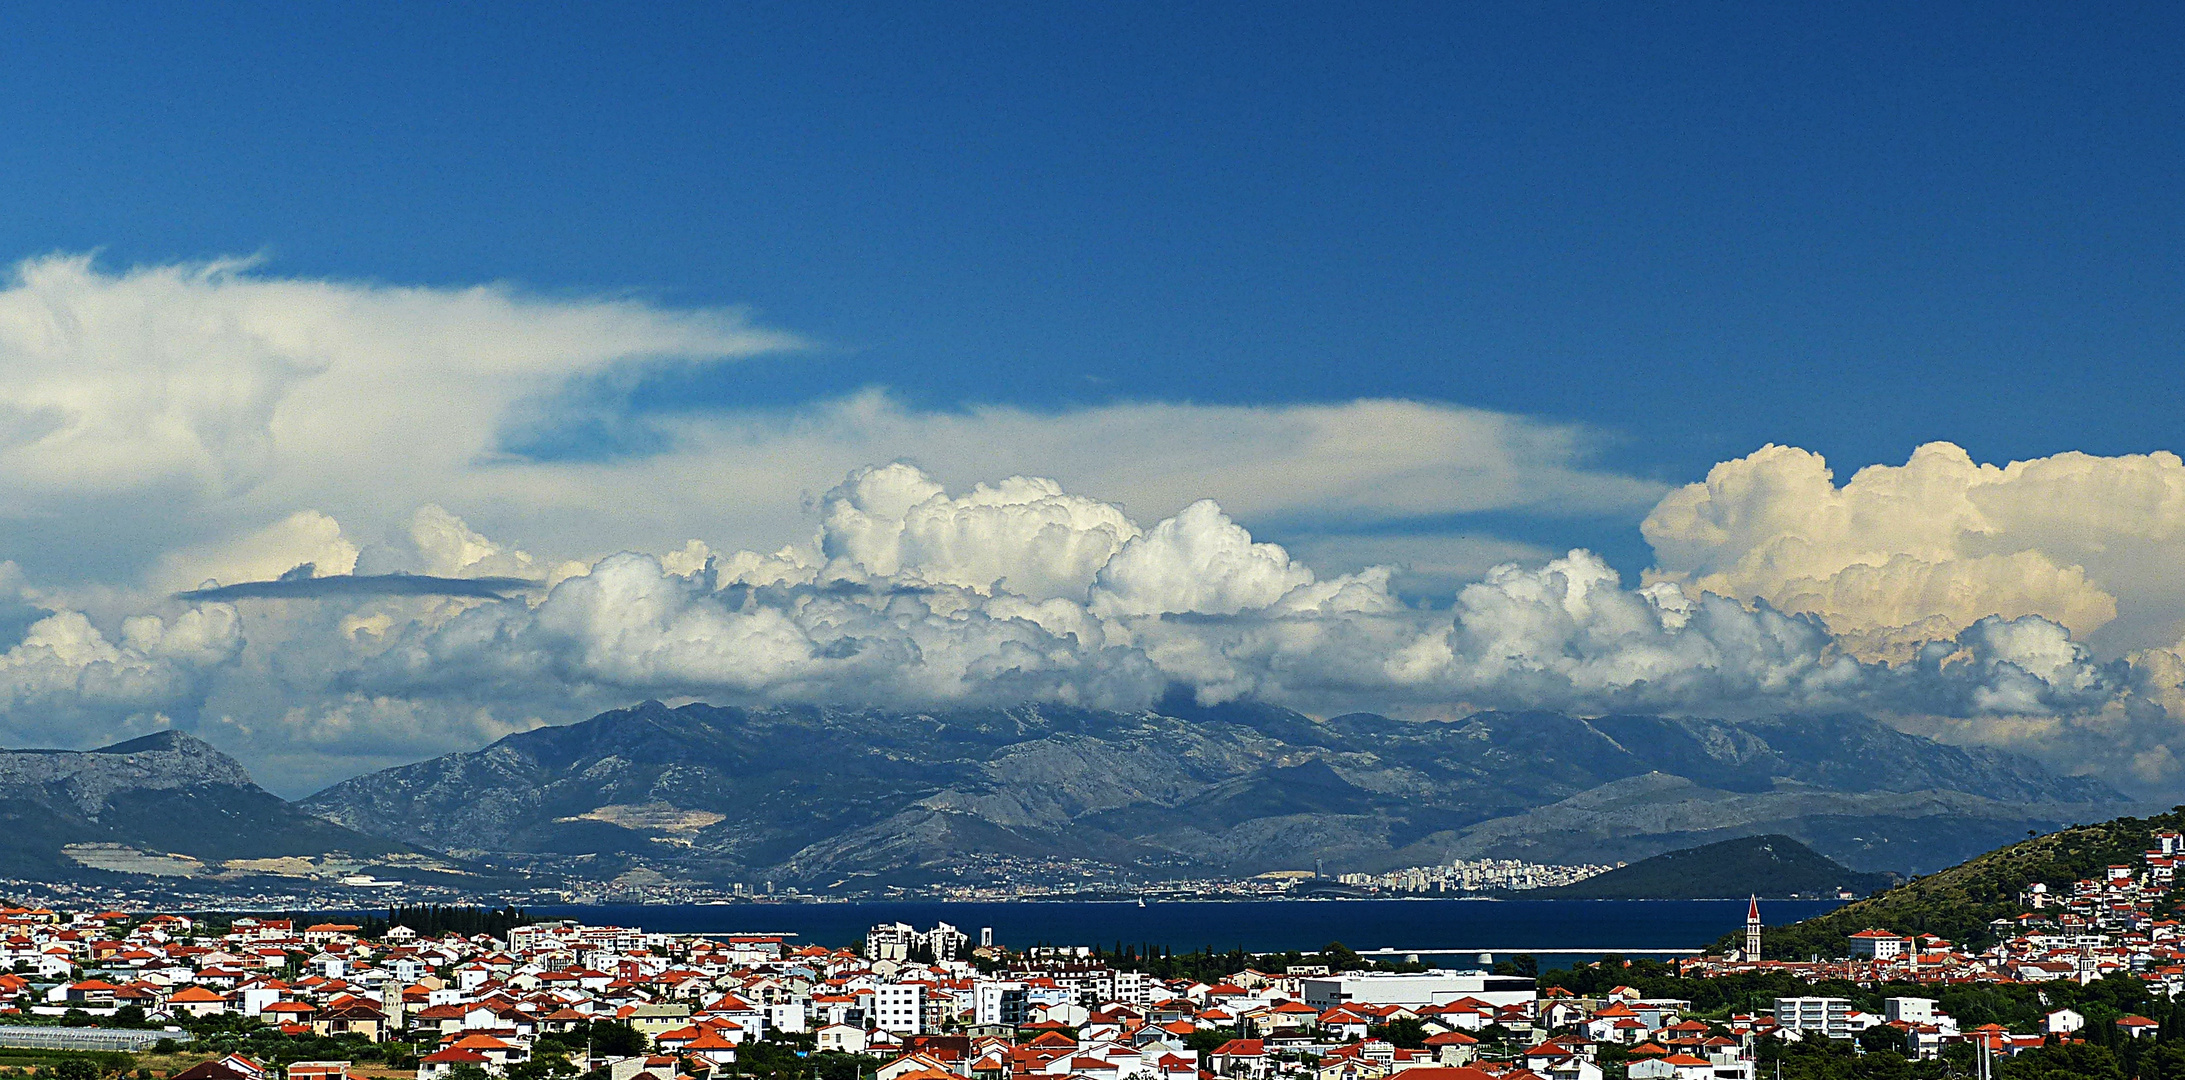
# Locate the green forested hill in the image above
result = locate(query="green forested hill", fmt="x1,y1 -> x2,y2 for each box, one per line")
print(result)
1532,834 -> 1893,899
1727,806 -> 2185,959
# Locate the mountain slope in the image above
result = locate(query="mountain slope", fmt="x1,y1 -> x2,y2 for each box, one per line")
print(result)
0,731 -> 440,882
300,701 -> 2128,889
1532,834 -> 1895,899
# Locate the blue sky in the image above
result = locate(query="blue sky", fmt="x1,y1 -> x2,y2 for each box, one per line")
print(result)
9,3 -> 2183,534
5,3 -> 2185,790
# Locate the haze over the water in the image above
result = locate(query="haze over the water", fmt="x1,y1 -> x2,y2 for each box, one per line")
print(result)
2,5 -> 2183,797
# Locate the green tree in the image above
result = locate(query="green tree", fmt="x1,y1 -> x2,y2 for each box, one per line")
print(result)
1368,1019 -> 1427,1050
1997,1042 -> 2124,1080
589,1022 -> 648,1058
2140,1042 -> 2185,1080
1474,1023 -> 1520,1049
1856,1024 -> 1909,1056
1184,1028 -> 1240,1053
380,906 -> 534,938
811,1053 -> 879,1080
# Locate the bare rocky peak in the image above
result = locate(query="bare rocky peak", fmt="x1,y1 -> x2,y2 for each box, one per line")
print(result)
0,730 -> 257,815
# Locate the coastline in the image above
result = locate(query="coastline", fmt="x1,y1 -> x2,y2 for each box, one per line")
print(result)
522,896 -> 1850,954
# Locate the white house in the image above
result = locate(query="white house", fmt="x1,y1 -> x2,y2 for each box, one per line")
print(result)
816,1023 -> 868,1054
1626,1056 -> 1707,1080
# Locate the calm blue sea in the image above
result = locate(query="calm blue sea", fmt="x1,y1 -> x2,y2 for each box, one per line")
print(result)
525,899 -> 1844,962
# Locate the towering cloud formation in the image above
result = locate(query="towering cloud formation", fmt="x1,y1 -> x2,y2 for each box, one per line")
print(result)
1644,442 -> 2185,656
0,456 -> 2168,795
819,464 -> 1141,602
1637,442 -> 2185,787
126,463 -> 2100,795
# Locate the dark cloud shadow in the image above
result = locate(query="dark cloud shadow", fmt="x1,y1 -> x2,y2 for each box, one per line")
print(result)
176,573 -> 542,602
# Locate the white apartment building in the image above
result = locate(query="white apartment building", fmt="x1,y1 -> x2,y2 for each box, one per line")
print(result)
976,982 -> 1028,1028
877,983 -> 924,1035
867,923 -> 918,962
1114,971 -> 1158,1005
1775,997 -> 1853,1039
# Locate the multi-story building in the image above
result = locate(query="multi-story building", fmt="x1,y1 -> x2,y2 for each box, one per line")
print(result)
974,981 -> 1027,1027
875,982 -> 924,1035
1774,997 -> 1853,1040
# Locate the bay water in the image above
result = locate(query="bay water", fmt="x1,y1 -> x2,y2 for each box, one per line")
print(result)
528,898 -> 1846,965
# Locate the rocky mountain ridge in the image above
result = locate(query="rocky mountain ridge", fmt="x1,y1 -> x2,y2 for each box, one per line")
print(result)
0,730 -> 448,883
298,700 -> 2130,889
0,731 -> 255,813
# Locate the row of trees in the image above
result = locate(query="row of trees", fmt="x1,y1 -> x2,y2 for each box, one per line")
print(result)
179,905 -> 536,941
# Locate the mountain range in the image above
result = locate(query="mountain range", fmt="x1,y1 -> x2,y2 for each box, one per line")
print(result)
0,731 -> 462,885
290,700 -> 2133,890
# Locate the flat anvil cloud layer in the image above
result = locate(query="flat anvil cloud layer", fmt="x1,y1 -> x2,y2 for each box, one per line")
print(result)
0,255 -> 2181,795
0,255 -> 1662,594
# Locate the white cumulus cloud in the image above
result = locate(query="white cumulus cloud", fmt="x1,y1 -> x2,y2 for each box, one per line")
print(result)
0,603 -> 241,747
115,465 -> 2137,794
817,464 -> 1140,602
1643,441 -> 2185,656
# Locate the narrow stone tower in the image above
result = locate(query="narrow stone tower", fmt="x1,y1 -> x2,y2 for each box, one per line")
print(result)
381,979 -> 405,1029
1746,895 -> 1762,960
